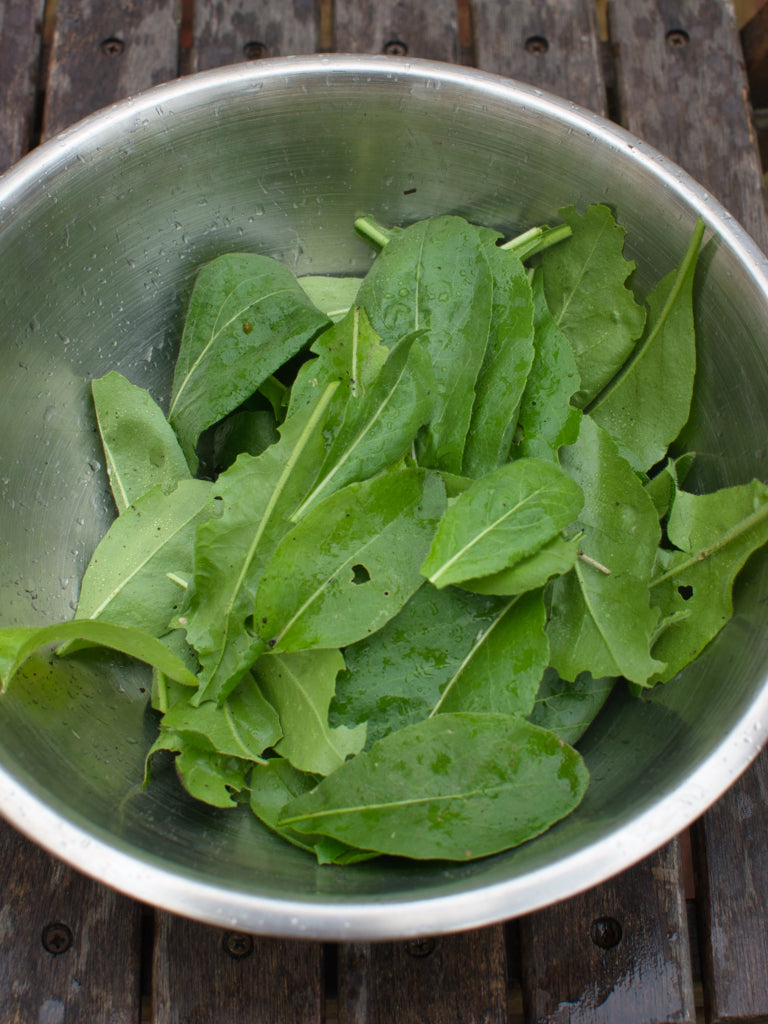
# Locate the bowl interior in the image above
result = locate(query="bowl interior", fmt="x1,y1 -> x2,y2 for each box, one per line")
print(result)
2,56 -> 768,938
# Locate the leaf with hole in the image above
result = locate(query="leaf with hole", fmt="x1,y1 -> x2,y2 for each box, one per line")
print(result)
547,416 -> 665,684
649,478 -> 768,683
254,468 -> 446,653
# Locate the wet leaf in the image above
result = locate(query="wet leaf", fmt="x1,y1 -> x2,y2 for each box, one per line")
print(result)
421,458 -> 583,588
540,205 -> 645,406
355,215 -> 495,472
169,253 -> 330,468
589,219 -> 704,471
254,468 -> 446,653
91,372 -> 191,511
650,479 -> 768,683
254,648 -> 366,775
547,416 -> 665,684
279,713 -> 589,861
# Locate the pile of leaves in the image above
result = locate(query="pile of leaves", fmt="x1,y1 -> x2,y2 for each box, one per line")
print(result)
3,205 -> 768,863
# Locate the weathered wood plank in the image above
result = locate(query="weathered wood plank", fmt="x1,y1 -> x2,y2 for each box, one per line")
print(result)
610,4 -> 768,1022
152,911 -> 325,1023
0,816 -> 143,1023
609,0 -> 768,249
691,748 -> 768,1024
520,840 -> 695,1024
43,0 -> 180,139
337,924 -> 508,1024
0,0 -> 46,172
334,0 -> 459,62
191,0 -> 321,72
471,0 -> 607,116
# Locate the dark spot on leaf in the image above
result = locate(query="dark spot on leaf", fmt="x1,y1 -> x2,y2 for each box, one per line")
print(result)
403,187 -> 417,195
242,321 -> 253,334
267,638 -> 277,649
351,563 -> 371,585
678,584 -> 693,601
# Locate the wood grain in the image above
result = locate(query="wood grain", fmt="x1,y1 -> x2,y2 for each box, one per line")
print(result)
692,748 -> 768,1024
152,911 -> 325,1023
520,840 -> 695,1024
609,0 -> 768,250
610,3 -> 768,1022
43,0 -> 180,139
337,924 -> 508,1024
191,0 -> 321,72
0,817 -> 143,1023
0,0 -> 46,172
471,0 -> 607,115
334,0 -> 459,62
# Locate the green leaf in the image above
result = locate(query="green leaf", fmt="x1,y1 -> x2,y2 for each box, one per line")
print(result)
330,584 -> 513,746
547,416 -> 665,684
649,479 -> 768,683
291,333 -> 435,518
91,372 -> 191,511
279,713 -> 589,861
255,468 -> 446,653
459,533 -> 580,596
431,588 -> 548,716
297,275 -> 362,321
461,244 -> 535,477
421,458 -> 583,588
146,733 -> 250,808
288,305 -> 389,416
528,668 -> 616,745
249,758 -> 374,863
644,453 -> 696,520
156,674 -> 282,761
181,385 -> 339,705
254,648 -> 366,775
540,205 -> 646,406
588,218 -> 704,471
513,273 -> 582,462
0,620 -> 198,694
73,480 -> 215,637
355,215 -> 495,472
168,253 -> 330,468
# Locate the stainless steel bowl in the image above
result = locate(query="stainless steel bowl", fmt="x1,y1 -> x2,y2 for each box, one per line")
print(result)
2,55 -> 768,940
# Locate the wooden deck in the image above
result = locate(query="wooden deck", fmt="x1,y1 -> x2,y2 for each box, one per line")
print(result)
1,1 -> 768,1021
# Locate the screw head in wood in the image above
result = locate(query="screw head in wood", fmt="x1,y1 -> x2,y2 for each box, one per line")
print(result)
223,931 -> 254,959
383,40 -> 408,57
590,916 -> 623,949
243,41 -> 268,60
405,937 -> 436,957
42,922 -> 74,955
100,37 -> 125,56
525,36 -> 549,55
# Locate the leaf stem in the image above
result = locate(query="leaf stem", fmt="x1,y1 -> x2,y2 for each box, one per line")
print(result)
650,497 -> 768,588
577,551 -> 612,575
354,215 -> 393,251
501,223 -> 572,260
